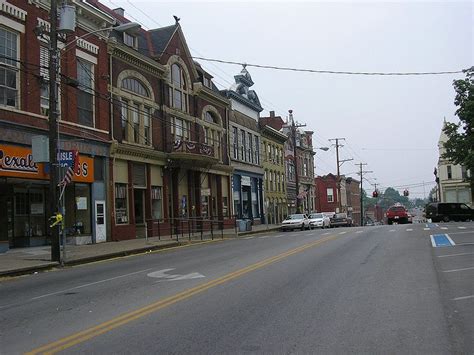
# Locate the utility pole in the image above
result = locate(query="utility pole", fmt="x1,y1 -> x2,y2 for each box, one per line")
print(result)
289,110 -> 306,213
356,163 -> 372,226
49,0 -> 60,262
329,138 -> 352,213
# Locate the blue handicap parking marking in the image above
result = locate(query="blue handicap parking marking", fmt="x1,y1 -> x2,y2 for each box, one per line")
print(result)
430,234 -> 455,247
426,223 -> 438,229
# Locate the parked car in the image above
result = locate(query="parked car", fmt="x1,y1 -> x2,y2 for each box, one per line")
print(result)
280,214 -> 310,231
308,213 -> 331,229
330,213 -> 352,227
425,202 -> 474,222
386,204 -> 410,225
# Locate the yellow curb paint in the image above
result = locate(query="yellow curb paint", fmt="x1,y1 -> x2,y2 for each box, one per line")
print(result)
27,235 -> 337,355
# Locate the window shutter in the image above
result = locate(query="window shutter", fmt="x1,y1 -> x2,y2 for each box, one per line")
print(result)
40,46 -> 49,80
133,164 -> 146,187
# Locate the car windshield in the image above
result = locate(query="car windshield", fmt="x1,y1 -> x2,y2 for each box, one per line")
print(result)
287,214 -> 305,220
389,207 -> 406,212
334,213 -> 346,218
309,213 -> 323,219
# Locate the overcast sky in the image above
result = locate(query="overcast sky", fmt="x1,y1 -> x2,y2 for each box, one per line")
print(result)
108,0 -> 472,199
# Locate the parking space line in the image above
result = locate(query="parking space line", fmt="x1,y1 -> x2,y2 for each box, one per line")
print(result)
438,252 -> 474,258
440,227 -> 448,230
423,228 -> 430,231
356,231 -> 363,234
243,237 -> 253,240
406,228 -> 413,232
338,231 -> 347,235
389,229 -> 396,232
442,266 -> 474,273
259,236 -> 271,239
458,226 -> 467,230
452,295 -> 474,301
322,232 -> 330,235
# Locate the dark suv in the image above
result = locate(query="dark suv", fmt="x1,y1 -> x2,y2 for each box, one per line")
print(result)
386,204 -> 410,225
425,203 -> 473,222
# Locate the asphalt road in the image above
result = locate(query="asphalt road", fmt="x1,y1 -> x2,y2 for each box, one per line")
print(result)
1,222 -> 473,354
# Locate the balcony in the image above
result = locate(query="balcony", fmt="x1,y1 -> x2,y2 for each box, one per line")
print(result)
168,139 -> 219,166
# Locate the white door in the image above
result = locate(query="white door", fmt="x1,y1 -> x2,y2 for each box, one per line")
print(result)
95,200 -> 106,243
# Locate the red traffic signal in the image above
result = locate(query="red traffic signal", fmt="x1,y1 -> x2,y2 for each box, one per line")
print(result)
372,190 -> 378,198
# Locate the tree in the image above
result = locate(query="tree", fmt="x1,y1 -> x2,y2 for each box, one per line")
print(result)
442,66 -> 474,202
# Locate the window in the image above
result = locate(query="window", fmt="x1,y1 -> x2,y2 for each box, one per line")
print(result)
461,166 -> 468,180
115,183 -> 128,224
39,46 -> 49,114
327,188 -> 334,203
447,165 -> 452,179
254,136 -> 259,164
120,77 -> 153,145
240,130 -> 246,161
77,59 -> 94,127
172,117 -> 189,139
267,144 -> 271,161
121,99 -> 129,141
123,32 -> 137,49
144,107 -> 151,145
203,77 -> 211,88
122,78 -> 149,97
248,132 -> 253,163
0,28 -> 18,107
132,103 -> 140,143
232,127 -> 238,159
303,158 -> 308,176
269,171 -> 273,191
169,63 -> 188,112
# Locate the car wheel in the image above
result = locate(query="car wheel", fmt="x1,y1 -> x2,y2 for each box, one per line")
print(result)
443,216 -> 450,222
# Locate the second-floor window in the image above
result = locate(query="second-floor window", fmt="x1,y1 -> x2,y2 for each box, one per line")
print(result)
0,27 -> 18,108
327,188 -> 334,203
447,165 -> 452,179
232,126 -> 238,159
77,59 -> 94,127
120,77 -> 153,145
254,136 -> 259,164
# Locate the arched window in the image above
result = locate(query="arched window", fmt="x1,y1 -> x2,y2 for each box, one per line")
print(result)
169,63 -> 188,112
122,78 -> 150,97
120,76 -> 153,145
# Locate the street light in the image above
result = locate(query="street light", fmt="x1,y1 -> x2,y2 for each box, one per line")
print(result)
47,1 -> 141,262
316,147 -> 329,151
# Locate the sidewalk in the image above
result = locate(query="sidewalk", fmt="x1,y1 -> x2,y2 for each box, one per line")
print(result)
0,223 -> 280,278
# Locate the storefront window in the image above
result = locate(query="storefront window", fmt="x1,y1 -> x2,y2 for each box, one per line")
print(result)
151,186 -> 162,220
74,184 -> 91,235
251,178 -> 259,218
13,188 -> 47,247
115,183 -> 128,224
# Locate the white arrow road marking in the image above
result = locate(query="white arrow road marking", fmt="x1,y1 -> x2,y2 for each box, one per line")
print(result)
147,268 -> 205,282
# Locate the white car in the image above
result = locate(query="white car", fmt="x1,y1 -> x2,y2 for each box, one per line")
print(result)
280,214 -> 310,231
308,213 -> 331,229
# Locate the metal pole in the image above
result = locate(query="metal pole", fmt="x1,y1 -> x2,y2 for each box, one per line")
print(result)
49,0 -> 60,262
360,163 -> 363,226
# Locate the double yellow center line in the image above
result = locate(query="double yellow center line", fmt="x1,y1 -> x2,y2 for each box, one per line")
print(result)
27,234 -> 338,354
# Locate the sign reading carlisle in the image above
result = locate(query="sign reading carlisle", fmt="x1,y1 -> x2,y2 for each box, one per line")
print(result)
0,145 -> 94,183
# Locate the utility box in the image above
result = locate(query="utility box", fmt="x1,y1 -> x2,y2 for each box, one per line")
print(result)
58,5 -> 76,33
246,220 -> 252,231
31,135 -> 49,163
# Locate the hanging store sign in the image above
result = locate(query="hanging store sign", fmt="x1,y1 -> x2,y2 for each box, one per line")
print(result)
0,145 -> 94,182
241,176 -> 251,186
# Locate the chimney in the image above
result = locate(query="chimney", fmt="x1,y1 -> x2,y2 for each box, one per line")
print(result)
113,7 -> 125,16
270,110 -> 275,118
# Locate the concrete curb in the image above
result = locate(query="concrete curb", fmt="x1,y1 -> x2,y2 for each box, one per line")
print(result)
0,263 -> 59,278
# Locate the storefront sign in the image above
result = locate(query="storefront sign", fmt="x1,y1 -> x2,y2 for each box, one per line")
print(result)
0,145 -> 94,183
201,188 -> 211,196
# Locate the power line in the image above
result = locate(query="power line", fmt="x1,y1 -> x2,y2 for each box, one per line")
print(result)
192,56 -> 466,76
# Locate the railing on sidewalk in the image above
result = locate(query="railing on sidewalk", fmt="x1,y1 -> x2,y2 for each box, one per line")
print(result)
146,216 -> 237,242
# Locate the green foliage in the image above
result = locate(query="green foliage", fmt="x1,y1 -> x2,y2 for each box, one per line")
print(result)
442,67 -> 474,198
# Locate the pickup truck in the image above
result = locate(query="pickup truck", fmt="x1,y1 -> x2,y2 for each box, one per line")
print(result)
386,204 -> 410,225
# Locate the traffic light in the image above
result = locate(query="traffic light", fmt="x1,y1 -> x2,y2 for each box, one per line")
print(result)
403,189 -> 409,197
372,190 -> 378,198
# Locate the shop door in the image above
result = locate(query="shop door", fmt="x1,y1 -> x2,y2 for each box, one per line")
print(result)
95,200 -> 106,243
